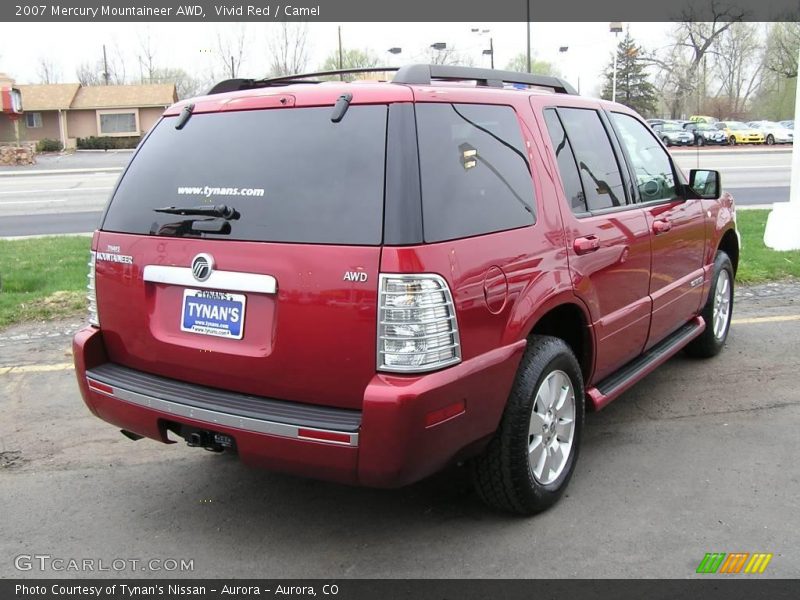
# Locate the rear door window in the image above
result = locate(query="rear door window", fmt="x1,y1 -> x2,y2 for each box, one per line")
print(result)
102,105 -> 388,245
555,107 -> 628,211
542,108 -> 588,214
415,103 -> 535,242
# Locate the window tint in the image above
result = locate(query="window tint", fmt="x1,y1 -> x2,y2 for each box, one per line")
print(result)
610,112 -> 677,203
416,103 -> 535,242
543,108 -> 587,214
102,105 -> 387,245
556,108 -> 627,211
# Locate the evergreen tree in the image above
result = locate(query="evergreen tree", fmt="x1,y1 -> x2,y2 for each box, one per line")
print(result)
601,31 -> 657,117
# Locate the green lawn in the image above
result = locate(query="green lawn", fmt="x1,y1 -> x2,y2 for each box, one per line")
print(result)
0,212 -> 796,328
736,209 -> 800,283
0,236 -> 91,328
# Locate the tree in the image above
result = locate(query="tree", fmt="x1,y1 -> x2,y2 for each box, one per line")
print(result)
320,48 -> 379,80
37,57 -> 61,84
765,21 -> 800,78
505,53 -> 559,76
75,45 -> 127,86
601,31 -> 657,117
149,67 -> 205,99
267,23 -> 309,77
426,45 -> 474,66
711,22 -> 765,118
645,7 -> 744,117
215,24 -> 249,78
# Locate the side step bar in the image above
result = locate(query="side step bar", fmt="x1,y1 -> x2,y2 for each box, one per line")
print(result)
587,316 -> 705,411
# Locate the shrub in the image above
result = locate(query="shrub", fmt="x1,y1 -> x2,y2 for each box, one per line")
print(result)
77,136 -> 141,150
35,138 -> 63,153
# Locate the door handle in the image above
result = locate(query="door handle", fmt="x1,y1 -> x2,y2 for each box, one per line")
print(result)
653,219 -> 672,234
573,235 -> 600,255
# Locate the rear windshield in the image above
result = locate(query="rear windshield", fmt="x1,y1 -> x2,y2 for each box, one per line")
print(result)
102,105 -> 388,245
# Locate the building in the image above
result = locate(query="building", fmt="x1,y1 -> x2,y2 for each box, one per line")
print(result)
0,74 -> 177,148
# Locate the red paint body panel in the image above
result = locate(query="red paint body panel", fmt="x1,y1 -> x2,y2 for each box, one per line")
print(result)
93,232 -> 380,410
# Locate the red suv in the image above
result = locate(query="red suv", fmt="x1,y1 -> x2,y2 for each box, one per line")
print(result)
73,65 -> 738,514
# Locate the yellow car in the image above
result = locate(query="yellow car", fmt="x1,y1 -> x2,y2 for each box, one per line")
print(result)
717,121 -> 765,145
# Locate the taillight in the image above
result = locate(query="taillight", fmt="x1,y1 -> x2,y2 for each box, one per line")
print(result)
87,251 -> 99,326
377,273 -> 461,373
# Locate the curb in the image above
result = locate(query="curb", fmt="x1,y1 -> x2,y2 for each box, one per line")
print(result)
0,167 -> 123,177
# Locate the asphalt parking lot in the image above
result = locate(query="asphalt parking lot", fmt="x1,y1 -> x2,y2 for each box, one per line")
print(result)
0,281 -> 798,579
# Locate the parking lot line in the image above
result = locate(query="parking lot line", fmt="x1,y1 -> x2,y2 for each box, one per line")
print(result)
731,315 -> 800,325
0,363 -> 74,375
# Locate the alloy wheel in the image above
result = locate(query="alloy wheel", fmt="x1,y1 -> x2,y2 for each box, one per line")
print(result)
528,370 -> 576,485
712,269 -> 732,340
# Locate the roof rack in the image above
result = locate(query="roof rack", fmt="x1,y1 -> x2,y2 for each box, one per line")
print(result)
207,64 -> 578,96
207,67 -> 400,95
392,64 -> 578,95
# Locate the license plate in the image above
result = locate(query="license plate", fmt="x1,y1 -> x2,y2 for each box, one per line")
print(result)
181,289 -> 246,339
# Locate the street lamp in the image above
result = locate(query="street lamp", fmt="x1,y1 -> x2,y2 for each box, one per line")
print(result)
471,28 -> 493,69
387,47 -> 401,66
609,22 -> 623,103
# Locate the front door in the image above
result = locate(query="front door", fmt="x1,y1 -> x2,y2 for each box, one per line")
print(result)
607,111 -> 707,348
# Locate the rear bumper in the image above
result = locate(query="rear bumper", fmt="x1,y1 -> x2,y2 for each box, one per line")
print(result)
73,326 -> 525,487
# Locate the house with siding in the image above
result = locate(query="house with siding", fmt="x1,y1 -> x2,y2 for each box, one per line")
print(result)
0,75 -> 177,148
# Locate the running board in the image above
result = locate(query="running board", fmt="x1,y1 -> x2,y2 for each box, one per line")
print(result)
586,316 -> 705,411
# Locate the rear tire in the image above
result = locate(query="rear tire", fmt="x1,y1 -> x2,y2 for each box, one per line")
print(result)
729,136 -> 737,145
470,336 -> 585,515
766,134 -> 775,145
686,251 -> 734,358
662,136 -> 671,147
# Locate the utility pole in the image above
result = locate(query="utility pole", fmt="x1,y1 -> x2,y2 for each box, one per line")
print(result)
230,55 -> 235,78
102,44 -> 109,85
338,25 -> 343,81
526,2 -> 531,73
489,38 -> 494,69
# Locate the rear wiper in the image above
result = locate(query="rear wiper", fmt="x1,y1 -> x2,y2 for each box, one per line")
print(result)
150,217 -> 232,237
154,204 -> 240,219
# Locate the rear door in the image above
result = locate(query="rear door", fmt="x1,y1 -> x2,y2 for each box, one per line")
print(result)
607,111 -> 706,348
95,103 -> 390,410
540,105 -> 652,383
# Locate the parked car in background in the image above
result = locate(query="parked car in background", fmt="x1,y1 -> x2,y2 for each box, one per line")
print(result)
716,121 -> 765,145
655,121 -> 694,146
748,121 -> 794,145
684,122 -> 727,146
647,118 -> 667,129
779,120 -> 794,130
690,115 -> 718,124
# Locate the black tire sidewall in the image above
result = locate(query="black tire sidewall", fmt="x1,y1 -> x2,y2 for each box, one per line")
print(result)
511,340 -> 585,509
707,253 -> 734,347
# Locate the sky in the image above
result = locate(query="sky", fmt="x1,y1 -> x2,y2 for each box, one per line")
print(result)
0,22 -> 673,96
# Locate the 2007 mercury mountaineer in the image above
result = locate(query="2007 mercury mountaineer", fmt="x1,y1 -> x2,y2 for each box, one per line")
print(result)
73,65 -> 738,514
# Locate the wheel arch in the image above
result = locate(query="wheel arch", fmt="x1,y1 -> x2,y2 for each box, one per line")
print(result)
525,302 -> 594,383
718,227 -> 740,275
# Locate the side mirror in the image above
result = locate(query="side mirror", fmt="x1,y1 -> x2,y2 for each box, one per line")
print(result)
689,169 -> 721,200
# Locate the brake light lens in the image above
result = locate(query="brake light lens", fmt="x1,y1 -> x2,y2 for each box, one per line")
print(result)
87,251 -> 99,326
377,274 -> 461,373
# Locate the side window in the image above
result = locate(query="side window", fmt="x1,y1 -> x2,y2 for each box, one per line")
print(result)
610,112 -> 677,203
542,108 -> 587,214
556,107 -> 628,211
416,103 -> 535,242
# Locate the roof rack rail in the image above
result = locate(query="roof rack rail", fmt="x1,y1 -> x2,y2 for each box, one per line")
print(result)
392,64 -> 578,95
207,67 -> 400,95
206,64 -> 578,96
